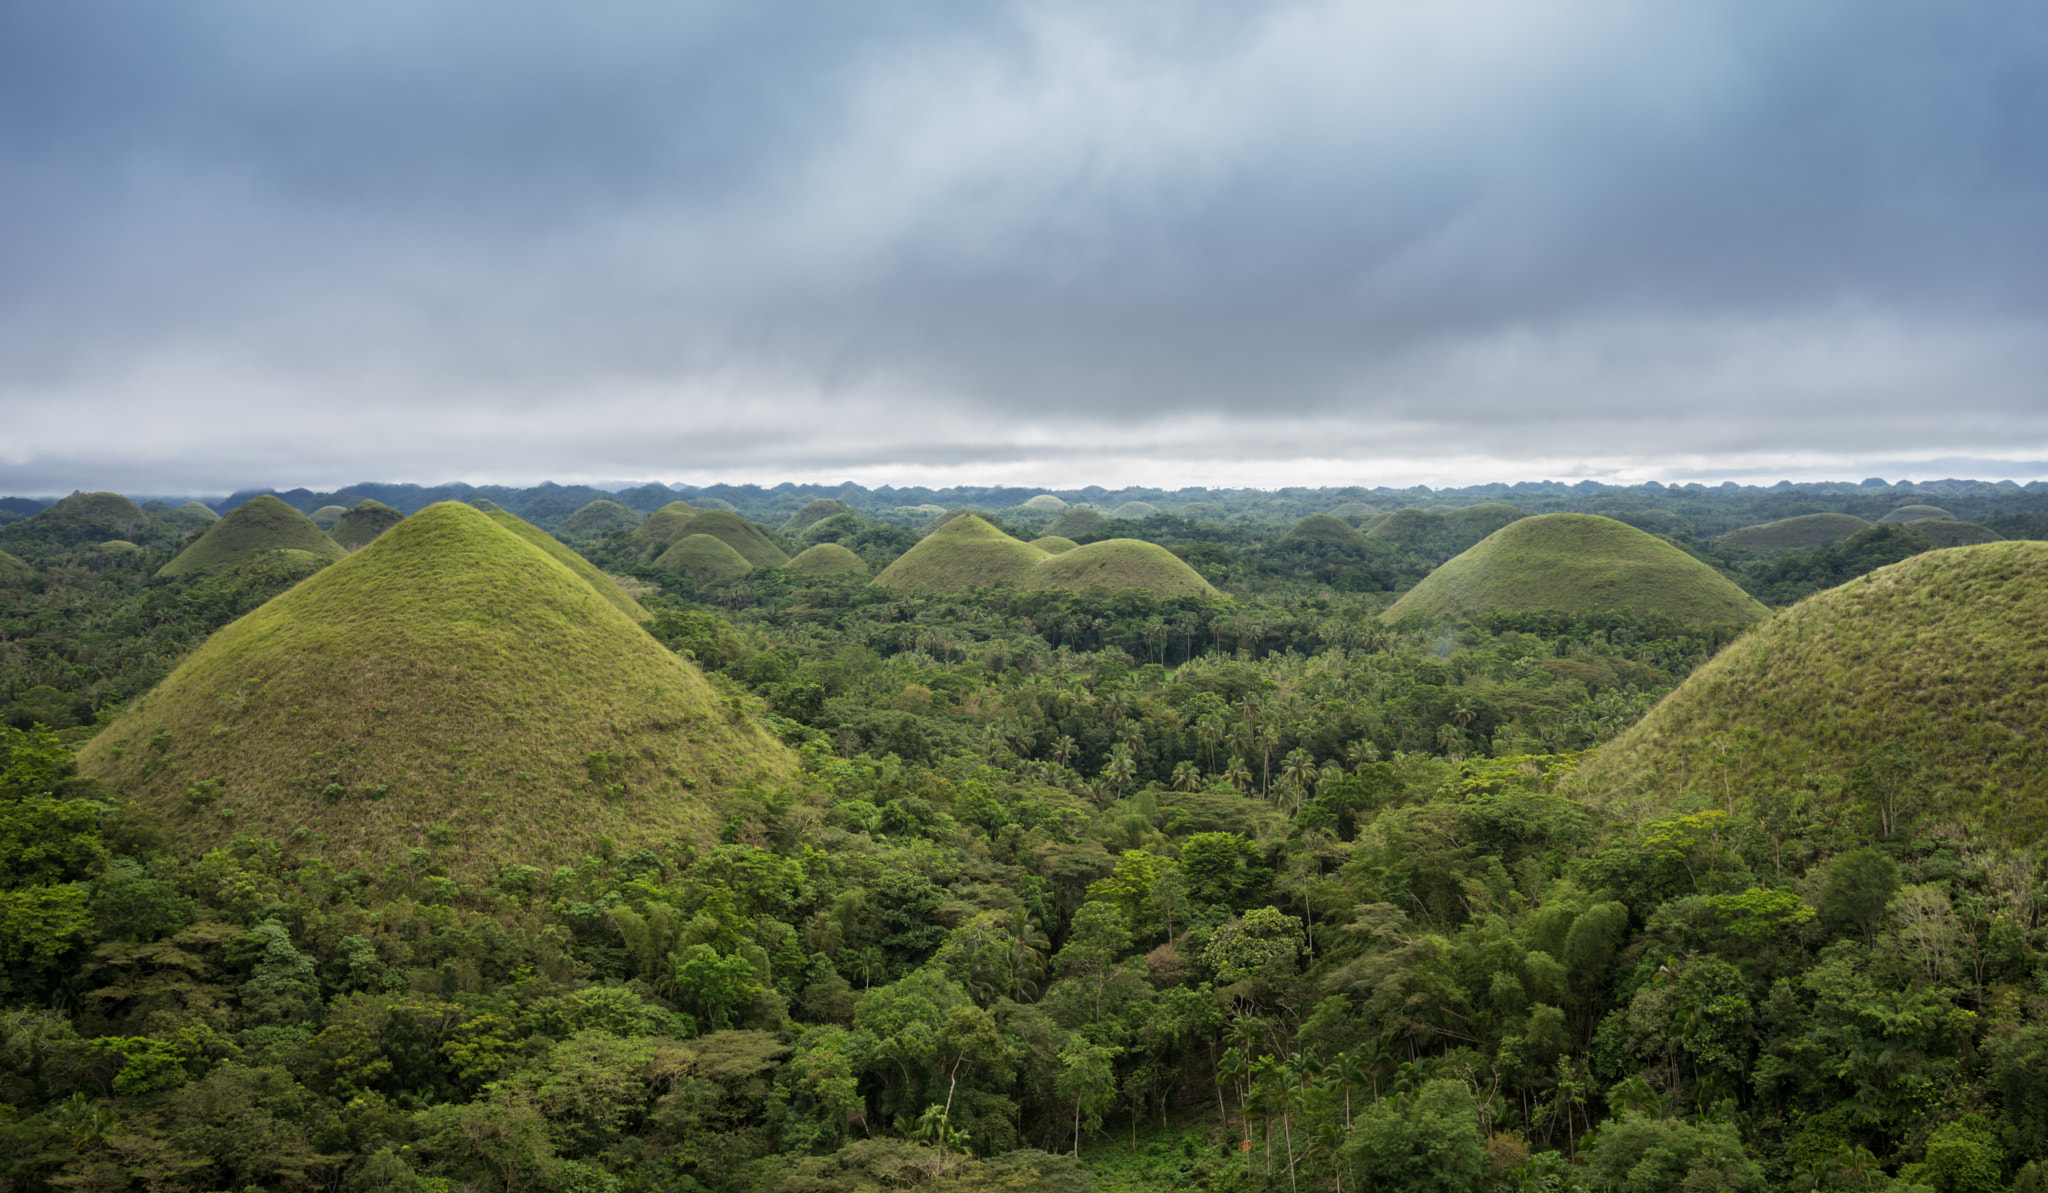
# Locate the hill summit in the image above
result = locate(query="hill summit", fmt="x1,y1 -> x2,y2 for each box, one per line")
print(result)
874,513 -> 1218,598
157,494 -> 345,577
78,503 -> 793,872
1570,542 -> 2048,837
1383,513 -> 1768,626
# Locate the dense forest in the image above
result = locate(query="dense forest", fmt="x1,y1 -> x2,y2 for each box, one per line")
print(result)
3,477 -> 2047,1193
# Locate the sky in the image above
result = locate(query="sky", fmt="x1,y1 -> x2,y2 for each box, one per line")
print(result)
3,0 -> 2046,496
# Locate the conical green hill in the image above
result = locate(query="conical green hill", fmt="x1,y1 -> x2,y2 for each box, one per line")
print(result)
0,549 -> 33,585
1717,513 -> 1871,553
1911,520 -> 2003,548
873,514 -> 1047,593
1030,536 -> 1079,555
180,501 -> 221,523
657,534 -> 754,585
1283,514 -> 1374,549
634,505 -> 787,567
331,499 -> 405,550
1046,507 -> 1108,539
1879,504 -> 1954,523
1382,514 -> 1768,626
483,510 -> 651,623
1324,501 -> 1380,523
785,542 -> 868,577
1031,540 -> 1219,599
0,491 -> 167,553
631,501 -> 700,552
76,503 -> 793,873
1570,542 -> 2048,836
558,500 -> 641,540
157,494 -> 345,578
1110,501 -> 1158,520
1019,494 -> 1068,512
780,498 -> 851,535
310,505 -> 350,530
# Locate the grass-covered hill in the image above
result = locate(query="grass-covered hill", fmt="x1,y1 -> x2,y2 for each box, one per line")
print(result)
1716,512 -> 1871,553
873,513 -> 1048,592
157,495 -> 346,578
634,504 -> 788,568
1571,541 -> 2048,836
1283,513 -> 1376,550
557,498 -> 641,540
1878,503 -> 1954,522
143,500 -> 224,534
1364,502 -> 1527,557
310,504 -> 349,529
1911,519 -> 2003,548
785,542 -> 869,576
779,498 -> 851,535
1110,501 -> 1159,519
76,502 -> 793,873
330,499 -> 405,550
483,510 -> 652,624
1383,513 -> 1769,626
657,534 -> 755,586
1324,500 -> 1381,523
0,549 -> 33,585
1029,535 -> 1079,554
1046,507 -> 1108,539
0,491 -> 170,556
1018,494 -> 1068,511
1032,539 -> 1219,598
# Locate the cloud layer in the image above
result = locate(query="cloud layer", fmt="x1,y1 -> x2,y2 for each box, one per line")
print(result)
4,0 -> 2046,492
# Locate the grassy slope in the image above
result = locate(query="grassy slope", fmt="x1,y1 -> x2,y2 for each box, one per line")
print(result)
78,503 -> 792,874
0,549 -> 33,584
657,534 -> 755,585
785,543 -> 869,576
1019,495 -> 1068,511
1717,512 -> 1872,552
311,505 -> 349,529
636,506 -> 788,568
158,495 -> 345,577
179,502 -> 221,523
1912,520 -> 2003,548
630,501 -> 699,552
1283,514 -> 1375,549
557,499 -> 642,539
1879,504 -> 1955,522
874,514 -> 1050,592
1029,536 -> 1079,555
1046,508 -> 1109,539
1110,501 -> 1158,519
1570,542 -> 2048,837
483,510 -> 652,623
780,499 -> 851,535
0,491 -> 166,553
1383,513 -> 1768,625
1032,539 -> 1220,599
331,500 -> 405,550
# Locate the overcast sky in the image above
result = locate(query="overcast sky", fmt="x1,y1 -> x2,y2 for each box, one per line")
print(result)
3,0 -> 2046,495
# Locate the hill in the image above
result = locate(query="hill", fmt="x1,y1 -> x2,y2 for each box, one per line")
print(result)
1046,508 -> 1108,539
1109,501 -> 1159,520
1910,519 -> 2003,548
1324,501 -> 1381,524
1878,504 -> 1954,523
785,542 -> 869,576
656,534 -> 755,585
631,501 -> 700,552
330,499 -> 405,550
558,499 -> 641,540
780,498 -> 851,535
1717,513 -> 1871,553
77,503 -> 793,873
157,495 -> 346,578
1029,536 -> 1079,554
483,510 -> 652,623
310,505 -> 349,530
0,549 -> 33,585
634,505 -> 787,568
1282,514 -> 1375,550
1018,494 -> 1068,512
1383,513 -> 1768,625
1364,503 -> 1527,555
1570,542 -> 2048,837
874,514 -> 1048,592
0,491 -> 168,555
1032,539 -> 1220,598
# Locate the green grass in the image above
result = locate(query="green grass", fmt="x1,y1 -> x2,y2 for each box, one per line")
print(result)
557,499 -> 642,540
633,503 -> 787,567
310,505 -> 349,529
0,549 -> 33,584
1878,504 -> 1954,523
874,513 -> 1048,592
331,499 -> 405,550
77,502 -> 793,876
483,510 -> 652,623
1110,501 -> 1159,519
780,498 -> 851,535
1033,539 -> 1219,598
1383,513 -> 1768,626
1018,494 -> 1069,511
157,494 -> 345,578
656,533 -> 755,585
1030,536 -> 1080,554
785,542 -> 869,576
1047,507 -> 1109,539
1716,512 -> 1871,553
1282,513 -> 1375,550
92,540 -> 144,556
1569,541 -> 2048,839
1909,519 -> 2003,548
1324,500 -> 1381,524
631,501 -> 700,551
1363,502 -> 1526,553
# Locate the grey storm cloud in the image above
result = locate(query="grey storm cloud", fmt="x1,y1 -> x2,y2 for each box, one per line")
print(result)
2,0 -> 2046,492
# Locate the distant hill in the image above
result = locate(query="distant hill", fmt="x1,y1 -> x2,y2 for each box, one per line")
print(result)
1910,519 -> 2003,548
0,491 -> 170,555
0,549 -> 33,586
483,510 -> 652,624
785,542 -> 868,577
309,505 -> 350,530
634,503 -> 787,568
1282,514 -> 1377,551
1109,501 -> 1159,520
1324,501 -> 1381,524
657,534 -> 755,586
1717,513 -> 1871,553
77,503 -> 793,874
1570,542 -> 2048,838
875,514 -> 1217,597
780,499 -> 851,535
1383,513 -> 1768,626
1878,504 -> 1954,523
158,495 -> 345,578
1029,536 -> 1079,555
1364,503 -> 1527,556
1018,494 -> 1068,512
1046,508 -> 1108,539
330,499 -> 405,551
557,499 -> 641,540
1033,539 -> 1218,599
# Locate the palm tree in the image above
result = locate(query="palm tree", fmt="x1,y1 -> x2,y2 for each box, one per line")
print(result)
1222,755 -> 1252,793
1101,743 -> 1137,793
1171,760 -> 1203,792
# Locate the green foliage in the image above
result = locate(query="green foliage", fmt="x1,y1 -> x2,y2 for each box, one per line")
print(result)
1342,1079 -> 1489,1193
1582,1112 -> 1765,1193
